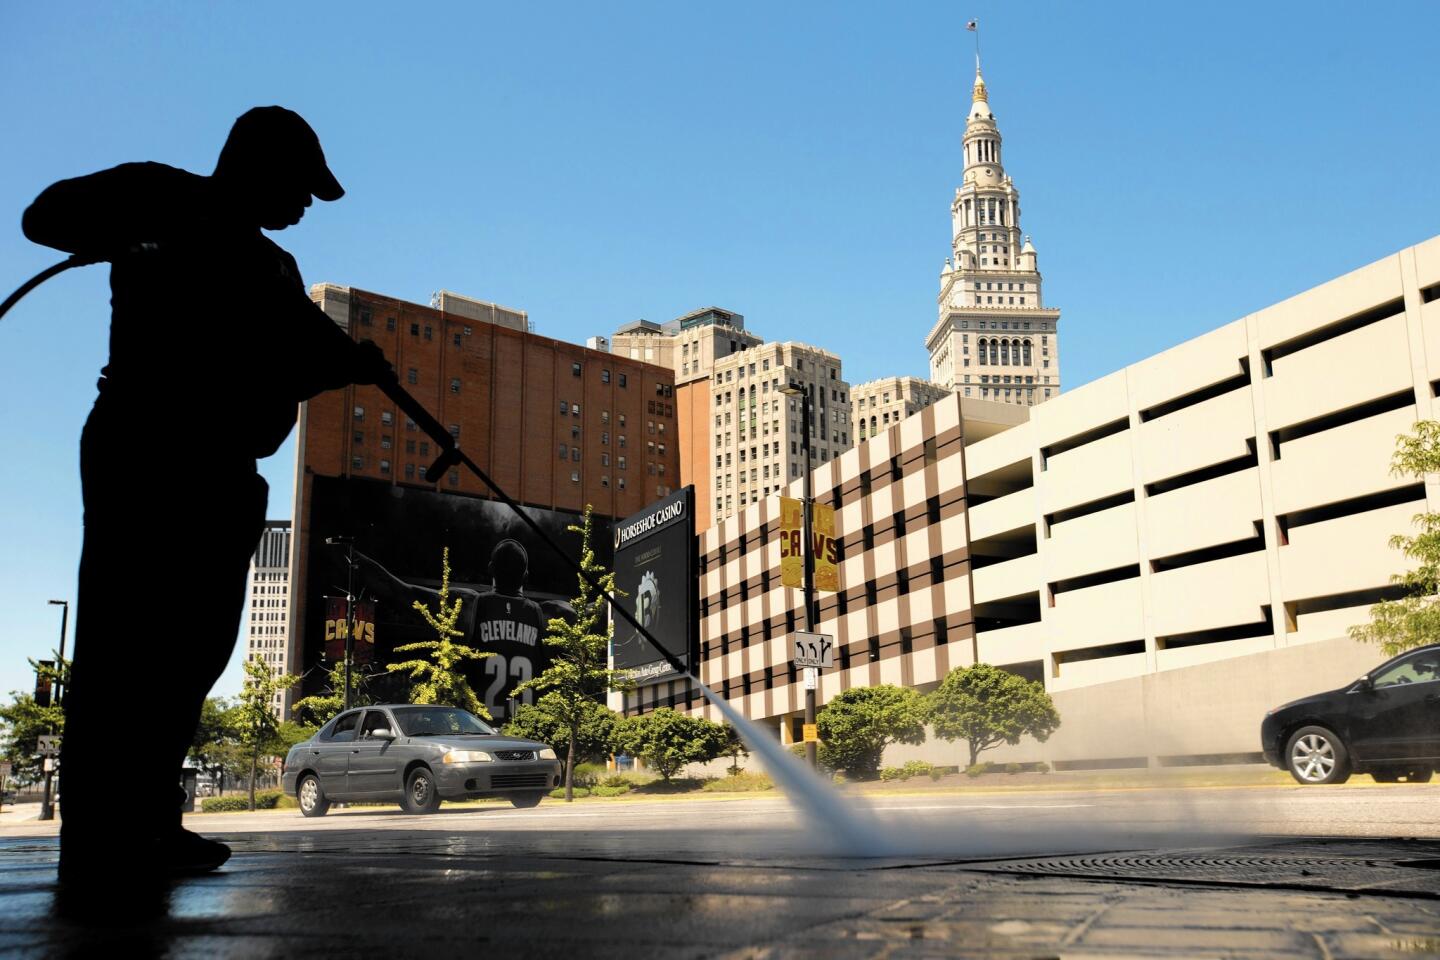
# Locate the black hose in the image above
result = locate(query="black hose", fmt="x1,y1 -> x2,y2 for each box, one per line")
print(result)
0,255 -> 101,324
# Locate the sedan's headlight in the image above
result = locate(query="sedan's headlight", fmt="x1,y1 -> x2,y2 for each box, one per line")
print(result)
442,750 -> 493,764
538,747 -> 557,760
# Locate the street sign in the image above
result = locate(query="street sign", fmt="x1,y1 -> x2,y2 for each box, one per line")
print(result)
37,735 -> 59,758
802,723 -> 819,744
791,631 -> 834,669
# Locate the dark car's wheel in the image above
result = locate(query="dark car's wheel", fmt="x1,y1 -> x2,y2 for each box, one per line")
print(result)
401,767 -> 441,814
510,792 -> 545,809
298,774 -> 330,818
1286,725 -> 1352,785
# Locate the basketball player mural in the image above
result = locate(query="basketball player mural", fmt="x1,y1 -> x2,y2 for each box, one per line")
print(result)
356,538 -> 575,720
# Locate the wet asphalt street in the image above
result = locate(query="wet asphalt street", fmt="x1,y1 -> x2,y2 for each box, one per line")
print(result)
3,784 -> 1439,957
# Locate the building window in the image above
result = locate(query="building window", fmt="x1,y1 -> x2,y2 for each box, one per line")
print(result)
559,400 -> 568,415
410,323 -> 420,336
449,424 -> 460,438
572,403 -> 581,416
353,431 -> 364,445
619,373 -> 627,388
381,436 -> 392,450
404,464 -> 415,479
453,332 -> 462,347
618,477 -> 626,490
424,325 -> 433,341
572,448 -> 581,462
351,455 -> 363,470
381,411 -> 393,426
559,444 -> 568,459
450,378 -> 461,394
407,368 -> 418,385
572,361 -> 582,377
602,369 -> 611,384
353,406 -> 365,420
571,471 -> 580,483
380,459 -> 390,474
386,316 -> 396,332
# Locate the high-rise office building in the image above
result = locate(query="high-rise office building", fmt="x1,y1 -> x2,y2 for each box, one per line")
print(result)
245,520 -> 293,720
705,341 -> 851,524
852,376 -> 953,441
926,66 -> 1062,406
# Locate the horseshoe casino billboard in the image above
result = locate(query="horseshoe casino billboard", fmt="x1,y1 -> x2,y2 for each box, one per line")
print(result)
611,486 -> 697,683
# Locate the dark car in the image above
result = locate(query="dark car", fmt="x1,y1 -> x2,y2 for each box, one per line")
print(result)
281,704 -> 562,816
1261,644 -> 1440,784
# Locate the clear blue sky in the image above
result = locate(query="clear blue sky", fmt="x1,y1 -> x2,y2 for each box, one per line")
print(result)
2,2 -> 1437,701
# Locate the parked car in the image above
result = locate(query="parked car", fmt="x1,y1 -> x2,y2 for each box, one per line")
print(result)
1260,643 -> 1440,784
282,704 -> 562,816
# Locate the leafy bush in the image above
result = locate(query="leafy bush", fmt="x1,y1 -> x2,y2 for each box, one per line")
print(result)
572,762 -> 607,788
964,762 -> 993,778
928,768 -> 943,781
610,708 -> 727,781
549,787 -> 591,799
879,760 -> 936,782
700,772 -> 773,793
815,685 -> 928,779
201,789 -> 285,812
630,777 -> 707,794
1034,762 -> 1050,774
592,784 -> 630,797
1004,762 -> 1023,775
600,774 -> 632,789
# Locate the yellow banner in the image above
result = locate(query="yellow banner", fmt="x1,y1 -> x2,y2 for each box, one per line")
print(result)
812,502 -> 838,592
779,497 -> 803,588
803,723 -> 819,744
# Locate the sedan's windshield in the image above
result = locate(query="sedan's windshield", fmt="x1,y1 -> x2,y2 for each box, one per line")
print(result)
391,706 -> 496,737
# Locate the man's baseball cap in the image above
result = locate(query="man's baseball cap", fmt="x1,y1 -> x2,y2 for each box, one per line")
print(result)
217,106 -> 344,201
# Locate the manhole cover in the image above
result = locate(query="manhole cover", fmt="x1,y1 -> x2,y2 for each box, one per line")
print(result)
964,852 -> 1440,898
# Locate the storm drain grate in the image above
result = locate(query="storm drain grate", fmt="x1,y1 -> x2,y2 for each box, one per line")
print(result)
963,852 -> 1440,898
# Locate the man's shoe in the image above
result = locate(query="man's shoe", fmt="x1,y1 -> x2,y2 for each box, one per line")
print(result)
58,828 -> 230,884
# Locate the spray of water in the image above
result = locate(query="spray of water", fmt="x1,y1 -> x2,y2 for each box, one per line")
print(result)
691,676 -> 1267,862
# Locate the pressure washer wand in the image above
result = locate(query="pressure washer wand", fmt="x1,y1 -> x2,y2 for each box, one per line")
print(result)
0,254 -> 102,325
371,374 -> 690,682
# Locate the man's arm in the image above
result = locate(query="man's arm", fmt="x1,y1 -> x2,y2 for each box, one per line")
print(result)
21,163 -> 204,256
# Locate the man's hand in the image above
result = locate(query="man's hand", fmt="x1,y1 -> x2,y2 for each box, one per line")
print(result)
351,340 -> 394,386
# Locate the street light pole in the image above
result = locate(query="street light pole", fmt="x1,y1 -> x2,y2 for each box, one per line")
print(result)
799,384 -> 817,771
39,599 -> 67,822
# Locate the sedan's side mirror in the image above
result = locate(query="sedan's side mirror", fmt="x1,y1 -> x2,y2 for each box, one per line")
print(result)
1357,675 -> 1374,692
371,727 -> 397,740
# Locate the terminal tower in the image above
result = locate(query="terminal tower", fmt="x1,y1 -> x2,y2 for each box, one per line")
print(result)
925,66 -> 1062,406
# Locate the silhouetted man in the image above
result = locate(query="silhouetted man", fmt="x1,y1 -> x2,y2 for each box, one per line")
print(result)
22,107 -> 390,882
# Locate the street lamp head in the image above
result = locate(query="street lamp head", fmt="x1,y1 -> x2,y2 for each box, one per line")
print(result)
324,536 -> 354,546
47,599 -> 66,607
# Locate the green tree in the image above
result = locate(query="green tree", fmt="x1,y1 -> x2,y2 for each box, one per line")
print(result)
719,724 -> 749,775
610,708 -> 726,782
1351,421 -> 1440,655
512,506 -> 632,799
927,663 -> 1061,768
235,657 -> 298,811
815,684 -> 927,779
387,546 -> 493,715
504,694 -> 617,770
291,659 -> 373,726
0,656 -> 70,785
189,696 -> 236,793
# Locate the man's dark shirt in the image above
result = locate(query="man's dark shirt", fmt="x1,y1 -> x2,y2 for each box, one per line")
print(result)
23,161 -> 364,459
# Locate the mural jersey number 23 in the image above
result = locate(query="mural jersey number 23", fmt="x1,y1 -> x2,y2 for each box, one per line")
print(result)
484,654 -> 534,719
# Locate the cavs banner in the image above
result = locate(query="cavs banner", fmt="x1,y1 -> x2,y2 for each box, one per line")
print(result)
324,598 -> 376,664
778,497 -> 804,588
812,502 -> 838,592
777,498 -> 838,592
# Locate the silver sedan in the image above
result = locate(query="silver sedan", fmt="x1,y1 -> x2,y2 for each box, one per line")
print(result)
282,704 -> 562,816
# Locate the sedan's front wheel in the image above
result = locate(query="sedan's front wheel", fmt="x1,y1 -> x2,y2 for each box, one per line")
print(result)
401,767 -> 441,814
1286,725 -> 1352,785
298,774 -> 330,818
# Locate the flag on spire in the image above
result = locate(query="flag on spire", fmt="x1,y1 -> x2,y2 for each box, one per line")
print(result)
966,19 -> 977,30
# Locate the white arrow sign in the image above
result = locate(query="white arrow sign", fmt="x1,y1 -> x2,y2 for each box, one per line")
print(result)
791,631 -> 834,670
